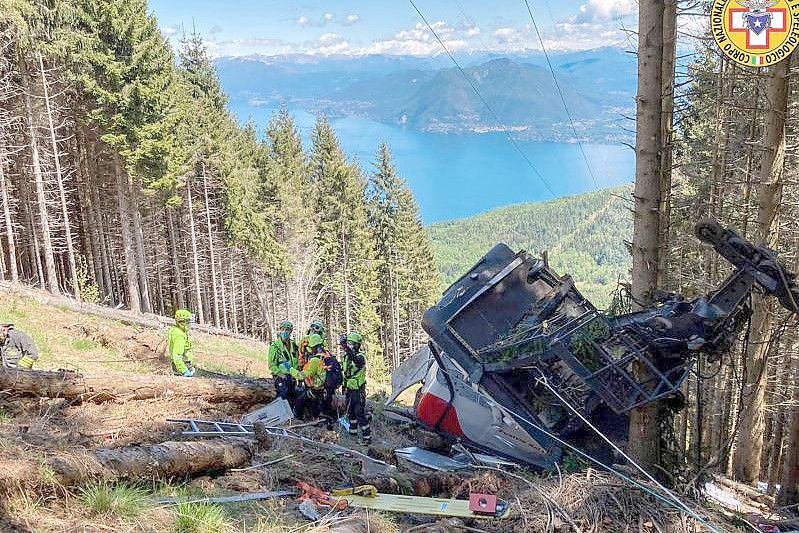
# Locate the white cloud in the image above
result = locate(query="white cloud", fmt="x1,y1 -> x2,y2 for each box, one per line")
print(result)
323,12 -> 334,22
465,26 -> 481,37
573,0 -> 636,23
493,27 -> 517,42
344,14 -> 360,26
160,26 -> 179,37
318,32 -> 341,44
297,16 -> 309,27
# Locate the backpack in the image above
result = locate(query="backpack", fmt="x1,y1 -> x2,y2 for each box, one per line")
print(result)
323,355 -> 343,390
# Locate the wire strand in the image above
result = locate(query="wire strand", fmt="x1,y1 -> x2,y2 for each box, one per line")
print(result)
408,0 -> 558,199
522,0 -> 601,189
433,360 -> 728,532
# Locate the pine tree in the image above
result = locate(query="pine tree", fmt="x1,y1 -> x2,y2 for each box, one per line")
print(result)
311,117 -> 384,378
265,107 -> 317,329
368,143 -> 438,369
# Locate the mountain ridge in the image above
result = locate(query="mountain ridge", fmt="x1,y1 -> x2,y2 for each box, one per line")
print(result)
214,47 -> 636,143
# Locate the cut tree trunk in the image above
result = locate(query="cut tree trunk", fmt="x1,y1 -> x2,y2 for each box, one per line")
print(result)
0,439 -> 253,489
0,367 -> 274,405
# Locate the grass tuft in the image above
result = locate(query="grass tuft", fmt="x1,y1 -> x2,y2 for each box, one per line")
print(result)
173,502 -> 228,533
79,481 -> 149,518
72,338 -> 98,351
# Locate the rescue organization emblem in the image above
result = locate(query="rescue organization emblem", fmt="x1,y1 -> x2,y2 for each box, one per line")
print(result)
711,0 -> 799,66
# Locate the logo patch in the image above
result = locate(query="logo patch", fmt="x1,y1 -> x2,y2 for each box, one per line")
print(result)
711,0 -> 799,66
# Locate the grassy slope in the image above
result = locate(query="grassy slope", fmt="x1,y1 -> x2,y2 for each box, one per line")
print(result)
427,185 -> 633,308
0,289 -> 269,378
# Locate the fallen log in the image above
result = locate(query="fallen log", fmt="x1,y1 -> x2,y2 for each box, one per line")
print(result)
0,367 -> 275,405
1,439 -> 255,489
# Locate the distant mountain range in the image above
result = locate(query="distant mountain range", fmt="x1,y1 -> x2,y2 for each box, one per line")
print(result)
214,48 -> 636,143
427,185 -> 633,307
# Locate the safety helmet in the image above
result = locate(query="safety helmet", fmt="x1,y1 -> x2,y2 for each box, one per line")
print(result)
346,332 -> 363,344
279,320 -> 294,331
0,324 -> 12,342
309,320 -> 325,334
175,309 -> 192,322
308,333 -> 324,348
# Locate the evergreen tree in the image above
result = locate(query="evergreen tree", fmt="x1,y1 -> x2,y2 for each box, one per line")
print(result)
368,143 -> 438,368
310,117 -> 384,380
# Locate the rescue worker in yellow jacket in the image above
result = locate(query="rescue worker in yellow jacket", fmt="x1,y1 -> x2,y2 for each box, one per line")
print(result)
268,320 -> 300,401
291,333 -> 342,428
0,324 -> 38,370
341,332 -> 370,444
168,309 -> 195,377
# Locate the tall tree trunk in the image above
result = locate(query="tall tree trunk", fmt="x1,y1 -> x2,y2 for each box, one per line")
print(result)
658,0 -> 676,283
628,0 -> 666,473
0,150 -> 18,283
114,156 -> 142,313
201,162 -> 220,326
734,60 -> 788,483
76,129 -> 102,294
165,207 -> 186,310
186,177 -> 204,323
90,166 -> 114,305
23,64 -> 59,294
38,52 -> 80,300
129,181 -> 151,313
230,257 -> 239,333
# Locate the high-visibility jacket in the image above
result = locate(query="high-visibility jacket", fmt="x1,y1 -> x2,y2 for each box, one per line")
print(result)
268,339 -> 299,377
298,334 -> 327,368
342,350 -> 366,390
302,356 -> 327,390
0,327 -> 38,368
168,325 -> 193,374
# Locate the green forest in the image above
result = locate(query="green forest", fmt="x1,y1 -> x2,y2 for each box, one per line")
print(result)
0,0 -> 439,380
428,186 -> 632,306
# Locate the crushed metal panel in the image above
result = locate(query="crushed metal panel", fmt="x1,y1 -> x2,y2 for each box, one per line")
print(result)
394,446 -> 469,471
386,345 -> 432,406
240,398 -> 294,425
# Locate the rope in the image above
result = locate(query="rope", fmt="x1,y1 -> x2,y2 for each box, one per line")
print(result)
532,369 -> 726,533
436,359 -> 729,532
521,0 -> 601,189
407,0 -> 558,199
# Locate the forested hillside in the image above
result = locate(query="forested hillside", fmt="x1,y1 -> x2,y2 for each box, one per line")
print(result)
428,186 -> 632,306
0,1 -> 439,377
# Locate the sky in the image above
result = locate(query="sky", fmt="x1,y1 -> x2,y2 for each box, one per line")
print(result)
147,0 -> 642,58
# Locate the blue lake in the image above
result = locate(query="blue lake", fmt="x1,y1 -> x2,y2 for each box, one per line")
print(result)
228,100 -> 635,224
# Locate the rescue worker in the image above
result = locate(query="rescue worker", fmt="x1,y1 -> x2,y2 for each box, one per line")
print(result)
298,319 -> 326,367
0,324 -> 38,370
268,320 -> 300,401
341,332 -> 370,444
168,309 -> 195,377
291,333 -> 341,428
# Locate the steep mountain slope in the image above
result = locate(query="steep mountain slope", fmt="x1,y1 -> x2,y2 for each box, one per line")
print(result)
427,186 -> 633,307
393,58 -> 600,135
